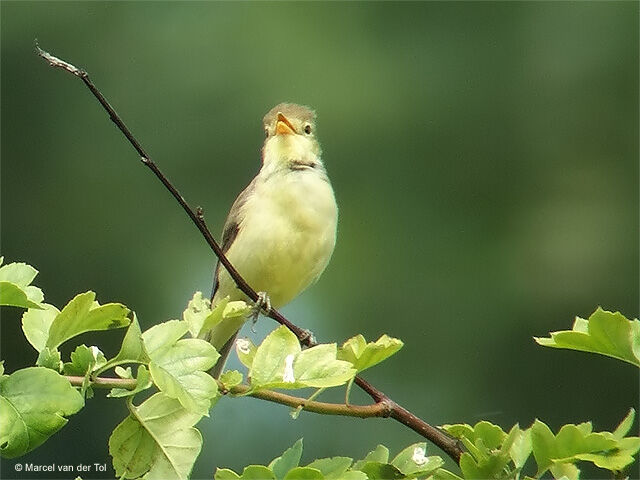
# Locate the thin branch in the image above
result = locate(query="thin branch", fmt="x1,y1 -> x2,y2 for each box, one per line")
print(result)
229,385 -> 389,418
66,375 -> 137,390
227,384 -> 391,418
38,45 -> 463,464
35,42 -> 312,345
65,375 -> 390,419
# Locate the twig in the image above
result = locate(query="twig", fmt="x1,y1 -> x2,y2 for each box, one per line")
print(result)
38,44 -> 463,463
233,385 -> 390,418
65,375 -> 391,418
66,375 -> 136,390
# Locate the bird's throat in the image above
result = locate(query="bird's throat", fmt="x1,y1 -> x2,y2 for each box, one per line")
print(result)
262,134 -> 321,173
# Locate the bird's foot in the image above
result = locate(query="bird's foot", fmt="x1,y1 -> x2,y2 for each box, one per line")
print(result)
254,291 -> 271,314
249,292 -> 271,332
300,328 -> 317,346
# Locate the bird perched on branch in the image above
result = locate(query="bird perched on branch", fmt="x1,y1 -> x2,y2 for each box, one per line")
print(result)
207,103 -> 338,377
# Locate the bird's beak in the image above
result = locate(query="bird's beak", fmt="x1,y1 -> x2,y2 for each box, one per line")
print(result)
275,112 -> 296,135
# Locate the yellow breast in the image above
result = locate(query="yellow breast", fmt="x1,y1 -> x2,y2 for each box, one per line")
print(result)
216,167 -> 338,308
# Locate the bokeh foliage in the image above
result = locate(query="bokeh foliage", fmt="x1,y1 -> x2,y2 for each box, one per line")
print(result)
1,2 -> 638,479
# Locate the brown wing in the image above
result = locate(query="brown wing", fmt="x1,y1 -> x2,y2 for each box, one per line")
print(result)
211,176 -> 257,299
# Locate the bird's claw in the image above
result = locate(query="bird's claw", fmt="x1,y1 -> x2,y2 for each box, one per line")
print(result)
254,291 -> 271,315
301,328 -> 316,346
249,292 -> 271,332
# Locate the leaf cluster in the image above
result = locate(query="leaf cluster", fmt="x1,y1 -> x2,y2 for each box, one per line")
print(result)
535,307 -> 640,366
0,257 -> 44,309
443,410 -> 639,480
215,439 -> 443,480
0,260 -> 638,480
0,262 -> 406,479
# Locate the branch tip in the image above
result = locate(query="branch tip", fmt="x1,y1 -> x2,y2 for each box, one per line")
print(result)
35,43 -> 86,77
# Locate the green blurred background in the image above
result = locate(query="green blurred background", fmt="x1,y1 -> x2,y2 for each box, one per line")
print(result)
1,2 -> 638,479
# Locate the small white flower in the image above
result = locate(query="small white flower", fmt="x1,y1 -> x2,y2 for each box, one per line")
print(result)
236,338 -> 251,354
412,446 -> 428,466
283,354 -> 296,383
90,346 -> 102,360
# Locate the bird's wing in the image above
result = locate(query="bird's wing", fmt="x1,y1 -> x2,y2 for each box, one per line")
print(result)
211,176 -> 258,299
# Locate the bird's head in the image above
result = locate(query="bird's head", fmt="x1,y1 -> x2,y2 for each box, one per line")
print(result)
262,103 -> 322,168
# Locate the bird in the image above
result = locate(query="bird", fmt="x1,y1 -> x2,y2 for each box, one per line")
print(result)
206,103 -> 338,377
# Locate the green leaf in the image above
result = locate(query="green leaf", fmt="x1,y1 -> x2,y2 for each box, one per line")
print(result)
291,344 -> 356,388
0,259 -> 37,286
613,408 -> 635,439
549,461 -> 579,480
331,472 -> 367,480
63,345 -> 107,376
431,468 -> 464,480
535,307 -> 640,367
459,447 -> 511,479
361,444 -> 390,464
184,291 -> 212,337
556,423 -> 616,458
531,416 -> 640,477
222,300 -> 253,320
444,422 -> 517,479
444,424 -> 474,440
353,444 -> 389,469
239,465 -> 276,479
108,365 -> 152,398
509,427 -> 532,469
97,316 -> 147,375
475,421 -> 507,449
570,451 -> 637,471
184,291 -> 229,338
337,334 -> 366,364
444,421 -> 506,449
250,328 -> 355,390
219,370 -> 243,390
36,347 -> 62,371
0,282 -> 44,309
109,393 -> 202,480
283,467 -> 324,480
0,260 -> 44,309
143,320 -> 220,415
45,292 -> 130,349
531,420 -> 556,475
201,297 -> 251,339
90,315 -> 146,390
618,436 -> 640,457
0,367 -> 84,458
250,325 -> 301,388
207,298 -> 253,351
338,334 -> 403,372
458,452 -> 482,479
235,337 -> 258,369
22,304 -> 59,352
306,457 -> 352,479
356,462 -> 404,479
142,320 -> 189,355
115,366 -> 134,378
215,469 -> 241,480
147,349 -> 219,415
270,438 -> 303,480
391,442 -> 443,476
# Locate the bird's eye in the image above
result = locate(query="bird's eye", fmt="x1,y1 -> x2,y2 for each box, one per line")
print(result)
264,128 -> 269,138
304,124 -> 312,135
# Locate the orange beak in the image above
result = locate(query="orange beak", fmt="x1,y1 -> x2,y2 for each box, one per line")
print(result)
275,112 -> 296,135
